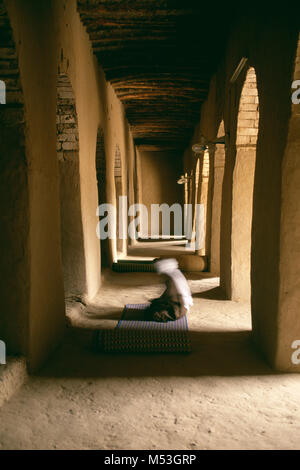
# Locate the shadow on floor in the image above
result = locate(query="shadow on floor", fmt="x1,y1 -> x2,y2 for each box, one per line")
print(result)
37,327 -> 276,379
83,307 -> 123,320
193,286 -> 227,301
101,269 -> 218,286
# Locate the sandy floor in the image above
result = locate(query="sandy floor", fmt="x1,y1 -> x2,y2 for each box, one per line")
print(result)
0,271 -> 300,450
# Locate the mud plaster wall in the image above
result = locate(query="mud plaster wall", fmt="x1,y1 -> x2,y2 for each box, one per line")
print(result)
138,150 -> 183,237
4,0 -> 66,372
52,0 -> 134,273
97,69 -> 135,264
277,37 -> 300,371
182,15 -> 299,370
5,0 -> 134,370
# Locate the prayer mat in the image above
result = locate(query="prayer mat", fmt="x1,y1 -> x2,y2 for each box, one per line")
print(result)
112,261 -> 156,273
98,303 -> 192,353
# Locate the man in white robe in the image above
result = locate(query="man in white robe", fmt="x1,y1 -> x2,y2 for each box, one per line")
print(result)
147,258 -> 193,322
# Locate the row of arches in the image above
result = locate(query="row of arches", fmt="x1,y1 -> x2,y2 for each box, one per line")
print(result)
0,0 -> 299,373
183,35 -> 300,370
56,73 -> 127,298
184,67 -> 259,303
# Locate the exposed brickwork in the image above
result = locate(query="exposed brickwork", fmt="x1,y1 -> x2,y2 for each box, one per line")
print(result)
202,151 -> 210,180
96,127 -> 106,202
114,144 -> 122,179
95,127 -> 110,266
236,68 -> 259,146
214,151 -> 225,168
0,0 -> 24,132
77,2 -> 236,151
114,145 -> 123,252
0,0 -> 23,106
56,74 -> 79,161
214,121 -> 226,169
0,1 -> 28,355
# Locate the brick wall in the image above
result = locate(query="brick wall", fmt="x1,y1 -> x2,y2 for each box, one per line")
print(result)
0,0 -> 23,106
0,0 -> 28,355
96,127 -> 106,202
114,144 -> 123,252
56,74 -> 79,161
202,151 -> 210,179
114,144 -> 122,179
236,67 -> 259,146
95,127 -> 110,266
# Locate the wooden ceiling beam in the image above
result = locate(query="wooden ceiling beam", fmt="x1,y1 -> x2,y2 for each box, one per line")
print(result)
77,0 -> 234,149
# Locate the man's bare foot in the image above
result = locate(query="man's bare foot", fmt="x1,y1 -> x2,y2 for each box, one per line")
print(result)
153,310 -> 171,322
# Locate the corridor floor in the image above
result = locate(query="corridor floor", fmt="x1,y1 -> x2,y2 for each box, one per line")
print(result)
0,272 -> 300,450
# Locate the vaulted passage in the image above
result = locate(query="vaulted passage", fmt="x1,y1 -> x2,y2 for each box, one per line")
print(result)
77,1 -> 235,152
0,0 -> 300,450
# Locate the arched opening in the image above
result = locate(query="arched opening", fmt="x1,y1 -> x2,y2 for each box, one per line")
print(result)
199,149 -> 210,255
231,67 -> 259,302
192,149 -> 210,254
95,127 -> 109,268
194,157 -> 201,210
114,144 -> 124,255
56,73 -> 86,298
0,4 -> 29,355
190,157 -> 200,246
183,169 -> 193,242
210,121 -> 226,275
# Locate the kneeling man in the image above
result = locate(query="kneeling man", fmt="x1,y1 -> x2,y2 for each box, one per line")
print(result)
148,258 -> 193,322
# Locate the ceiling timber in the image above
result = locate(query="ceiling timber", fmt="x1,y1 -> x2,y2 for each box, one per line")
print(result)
77,1 -> 236,151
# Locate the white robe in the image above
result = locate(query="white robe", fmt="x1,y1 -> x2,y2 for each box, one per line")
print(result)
154,258 -> 193,311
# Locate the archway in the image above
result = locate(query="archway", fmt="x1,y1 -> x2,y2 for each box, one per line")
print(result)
190,157 -> 200,247
191,149 -> 210,254
231,67 -> 259,302
210,121 -> 226,275
114,144 -> 124,255
95,127 -> 109,267
0,3 -> 29,354
56,73 -> 86,297
199,148 -> 210,255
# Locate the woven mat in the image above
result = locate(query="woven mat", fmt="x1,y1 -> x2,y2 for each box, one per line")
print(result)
99,303 -> 191,353
112,262 -> 156,273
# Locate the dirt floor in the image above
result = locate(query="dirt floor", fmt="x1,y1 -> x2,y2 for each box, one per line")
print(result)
0,270 -> 300,450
